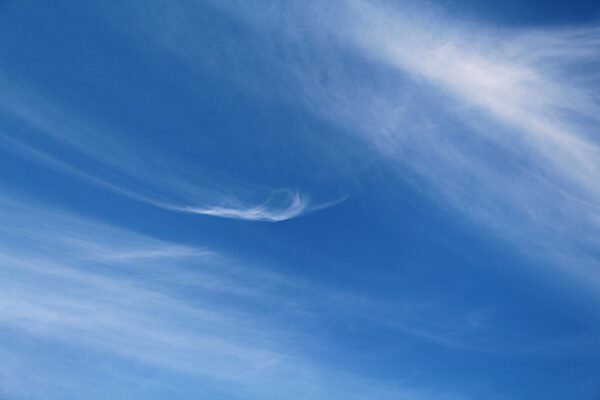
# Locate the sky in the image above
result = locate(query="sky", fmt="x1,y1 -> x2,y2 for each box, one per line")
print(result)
0,0 -> 599,399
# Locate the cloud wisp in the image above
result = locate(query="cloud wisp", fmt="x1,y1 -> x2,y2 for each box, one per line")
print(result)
336,3 -> 600,291
179,0 -> 600,292
171,190 -> 348,222
0,79 -> 337,223
31,0 -> 594,289
167,189 -> 310,222
0,197 -> 470,400
2,3 -> 599,399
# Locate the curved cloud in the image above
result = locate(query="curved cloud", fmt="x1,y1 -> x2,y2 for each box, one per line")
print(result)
170,190 -> 309,222
184,0 -> 600,291
169,190 -> 346,222
0,83 -> 339,223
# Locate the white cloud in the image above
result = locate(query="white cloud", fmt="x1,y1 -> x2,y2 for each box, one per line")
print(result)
333,2 -> 600,291
0,79 -> 339,223
167,189 -> 309,222
0,197 -> 468,400
192,0 -> 600,293
43,0 -> 597,291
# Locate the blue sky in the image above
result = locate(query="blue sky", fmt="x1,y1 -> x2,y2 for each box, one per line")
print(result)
0,1 -> 599,399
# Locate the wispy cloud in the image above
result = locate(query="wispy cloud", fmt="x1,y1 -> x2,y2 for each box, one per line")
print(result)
2,2 -> 598,398
168,189 -> 309,222
334,3 -> 600,291
0,196 -> 471,400
171,190 -> 348,222
177,0 -> 600,292
0,79 -> 340,222
44,0 -> 597,289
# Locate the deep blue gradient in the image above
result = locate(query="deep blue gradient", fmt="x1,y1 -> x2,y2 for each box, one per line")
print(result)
1,1 -> 599,399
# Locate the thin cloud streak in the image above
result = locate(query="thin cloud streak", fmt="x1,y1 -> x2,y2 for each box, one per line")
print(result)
172,190 -> 348,222
0,80 -> 337,222
0,197 -> 467,400
75,0 -> 600,292
196,0 -> 600,292
168,189 -> 309,222
334,2 -> 600,291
